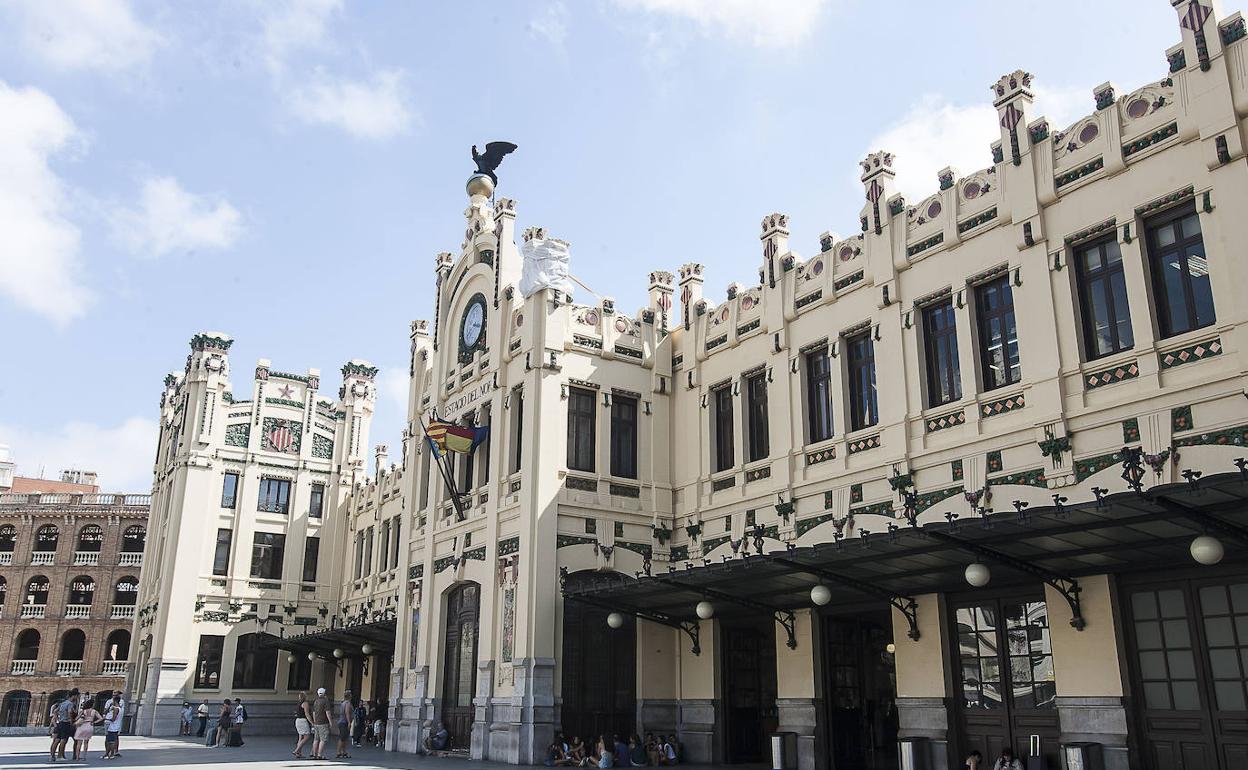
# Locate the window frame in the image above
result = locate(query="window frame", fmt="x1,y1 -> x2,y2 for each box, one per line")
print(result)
1074,235 -> 1134,360
610,393 -> 639,479
308,482 -> 324,519
921,298 -> 963,408
194,634 -> 225,689
231,632 -> 278,690
845,333 -> 878,431
975,275 -> 1022,391
249,532 -> 286,580
256,477 -> 291,515
805,346 -> 834,444
712,384 -> 735,472
566,387 -> 597,473
745,371 -> 769,463
1145,202 -> 1215,339
221,472 -> 240,509
302,536 -> 319,583
212,528 -> 232,576
510,388 -> 524,474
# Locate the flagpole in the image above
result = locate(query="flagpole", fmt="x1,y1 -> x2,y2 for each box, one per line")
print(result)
420,416 -> 466,522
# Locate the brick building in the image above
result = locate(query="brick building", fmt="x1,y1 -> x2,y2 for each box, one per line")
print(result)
0,488 -> 149,728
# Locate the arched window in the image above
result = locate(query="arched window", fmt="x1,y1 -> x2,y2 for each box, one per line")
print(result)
68,576 -> 95,606
25,576 -> 49,606
121,525 -> 146,553
0,577 -> 7,608
104,629 -> 131,661
0,525 -> 16,553
231,632 -> 278,690
112,577 -> 138,606
59,629 -> 86,661
77,525 -> 103,553
34,525 -> 58,553
1,690 -> 31,727
14,629 -> 40,660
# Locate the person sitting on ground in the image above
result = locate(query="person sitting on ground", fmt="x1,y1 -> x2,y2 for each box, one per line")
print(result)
566,735 -> 586,765
660,734 -> 679,765
544,738 -> 572,767
613,734 -> 629,767
992,747 -> 1024,770
628,734 -> 647,767
964,749 -> 983,770
644,733 -> 660,766
422,721 -> 449,754
595,735 -> 614,768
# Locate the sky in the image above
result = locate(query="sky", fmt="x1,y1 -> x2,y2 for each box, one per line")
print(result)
0,0 -> 1223,491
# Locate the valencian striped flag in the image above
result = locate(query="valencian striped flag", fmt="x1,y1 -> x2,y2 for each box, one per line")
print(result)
425,420 -> 489,454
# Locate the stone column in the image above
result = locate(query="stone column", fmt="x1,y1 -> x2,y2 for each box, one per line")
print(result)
1046,575 -> 1131,770
775,609 -> 820,770
893,593 -> 950,769
676,620 -> 718,763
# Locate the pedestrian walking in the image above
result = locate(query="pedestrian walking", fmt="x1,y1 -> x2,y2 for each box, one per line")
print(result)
292,692 -> 313,758
310,687 -> 331,760
102,693 -> 124,760
180,701 -> 193,735
212,699 -> 232,748
335,689 -> 353,758
72,697 -> 105,760
230,699 -> 246,746
49,687 -> 79,762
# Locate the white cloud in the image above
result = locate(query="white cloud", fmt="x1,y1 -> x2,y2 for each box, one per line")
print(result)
377,366 -> 410,418
261,0 -> 343,75
111,176 -> 243,258
530,2 -> 569,47
862,84 -> 1098,201
0,416 -> 158,493
9,0 -> 162,72
0,80 -> 93,326
286,69 -> 413,140
611,0 -> 828,48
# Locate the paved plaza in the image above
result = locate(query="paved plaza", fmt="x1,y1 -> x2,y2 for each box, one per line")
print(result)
0,734 -> 752,769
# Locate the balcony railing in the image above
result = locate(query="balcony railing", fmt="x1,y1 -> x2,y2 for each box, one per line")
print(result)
110,605 -> 136,619
30,551 -> 55,565
101,660 -> 129,676
0,552 -> 11,565
10,660 -> 36,675
118,552 -> 143,566
73,551 -> 100,566
55,660 -> 83,676
64,604 -> 92,619
21,604 -> 46,619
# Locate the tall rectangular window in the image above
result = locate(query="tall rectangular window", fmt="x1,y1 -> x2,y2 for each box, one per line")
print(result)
308,483 -> 324,519
212,529 -> 232,576
419,442 -> 431,510
745,372 -> 769,462
922,299 -> 962,407
257,477 -> 291,514
458,414 -> 475,494
1146,204 -> 1215,338
510,389 -> 524,474
353,532 -> 363,580
567,387 -> 597,472
302,536 -> 319,582
221,473 -> 239,508
379,521 -> 391,572
390,516 -> 401,567
363,526 -> 374,576
1076,237 -> 1134,359
712,385 -> 734,472
805,347 -> 833,444
846,334 -> 878,431
976,276 -> 1021,390
249,532 -> 285,580
610,394 -> 638,479
194,635 -> 224,689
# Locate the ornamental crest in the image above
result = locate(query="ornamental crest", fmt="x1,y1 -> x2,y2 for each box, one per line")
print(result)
262,417 -> 302,454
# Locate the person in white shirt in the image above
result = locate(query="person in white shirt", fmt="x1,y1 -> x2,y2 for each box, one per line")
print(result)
103,693 -> 125,760
196,700 -> 209,737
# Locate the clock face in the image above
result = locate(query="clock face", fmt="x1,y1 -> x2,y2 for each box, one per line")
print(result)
462,301 -> 485,348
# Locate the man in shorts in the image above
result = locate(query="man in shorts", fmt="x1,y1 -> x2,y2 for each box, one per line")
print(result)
50,687 -> 79,761
103,692 -> 124,760
336,690 -> 353,758
310,687 -> 332,760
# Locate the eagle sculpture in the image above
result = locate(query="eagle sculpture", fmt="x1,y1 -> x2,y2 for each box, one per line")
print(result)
471,141 -> 518,185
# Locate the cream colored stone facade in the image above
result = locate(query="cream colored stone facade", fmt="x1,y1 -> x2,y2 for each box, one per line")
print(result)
134,3 -> 1248,768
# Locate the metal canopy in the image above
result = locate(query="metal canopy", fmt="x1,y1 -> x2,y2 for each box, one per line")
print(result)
263,619 -> 397,658
562,472 -> 1248,632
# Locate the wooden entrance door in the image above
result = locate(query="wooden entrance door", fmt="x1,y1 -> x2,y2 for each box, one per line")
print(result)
823,612 -> 899,770
722,624 -> 777,763
440,583 -> 480,750
1124,576 -> 1248,769
952,595 -> 1060,765
560,596 -> 636,742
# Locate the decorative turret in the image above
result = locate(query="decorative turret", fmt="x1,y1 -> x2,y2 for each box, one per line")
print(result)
859,151 -> 897,236
991,70 -> 1035,167
760,213 -> 790,289
182,331 -> 233,446
677,263 -> 704,331
648,271 -> 674,329
339,360 -> 378,472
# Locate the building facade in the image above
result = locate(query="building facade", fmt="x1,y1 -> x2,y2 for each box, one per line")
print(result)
126,333 -> 379,736
133,3 -> 1248,769
0,489 -> 148,729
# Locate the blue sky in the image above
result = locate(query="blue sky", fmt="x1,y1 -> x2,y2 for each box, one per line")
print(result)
0,0 -> 1223,490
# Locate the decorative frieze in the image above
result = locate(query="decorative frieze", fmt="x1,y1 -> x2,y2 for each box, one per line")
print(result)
556,534 -> 596,549
225,423 -> 250,447
806,446 -> 836,466
498,536 -> 520,557
1075,452 -> 1119,482
1123,418 -> 1141,443
609,483 -> 640,498
795,290 -> 823,311
795,512 -> 836,538
952,459 -> 964,481
616,542 -> 652,560
847,434 -> 880,454
833,271 -> 865,291
613,345 -> 642,360
1174,424 -> 1248,448
987,450 -> 1003,473
311,434 -> 334,459
1172,405 -> 1193,433
712,475 -> 736,491
957,207 -> 998,234
1159,337 -> 1222,368
669,545 -> 689,562
1085,360 -> 1139,389
706,335 -> 728,352
987,468 -> 1047,487
981,392 -> 1025,418
702,535 -> 730,555
1055,157 -> 1105,189
1123,122 -> 1179,158
566,477 -> 597,492
926,409 -> 966,433
745,466 -> 771,482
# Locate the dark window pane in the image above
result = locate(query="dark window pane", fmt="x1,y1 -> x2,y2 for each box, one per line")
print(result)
805,348 -> 834,443
1136,620 -> 1163,650
1133,592 -> 1159,620
212,529 -> 232,576
1206,617 -> 1235,647
745,373 -> 769,462
1138,650 -> 1167,678
1142,681 -> 1171,710
1215,681 -> 1247,711
1167,650 -> 1196,679
976,277 -> 1021,389
1147,204 -> 1215,338
1158,590 -> 1186,618
1209,648 -> 1241,679
923,300 -> 961,407
1172,681 -> 1201,710
609,395 -> 638,478
195,635 -> 224,689
566,388 -> 597,472
221,473 -> 239,508
846,334 -> 877,430
713,386 -> 734,471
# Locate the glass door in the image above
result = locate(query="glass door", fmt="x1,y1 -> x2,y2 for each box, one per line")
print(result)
953,595 -> 1059,766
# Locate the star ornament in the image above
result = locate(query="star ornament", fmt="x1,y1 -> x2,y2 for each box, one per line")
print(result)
278,384 -> 295,399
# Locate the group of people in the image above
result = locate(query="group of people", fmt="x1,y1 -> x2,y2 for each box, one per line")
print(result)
291,688 -> 387,760
48,688 -> 126,762
544,733 -> 680,767
965,747 -> 1026,770
194,697 -> 248,747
